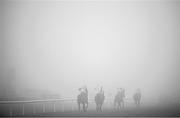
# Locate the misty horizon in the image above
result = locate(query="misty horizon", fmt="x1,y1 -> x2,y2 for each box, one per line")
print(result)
0,0 -> 180,107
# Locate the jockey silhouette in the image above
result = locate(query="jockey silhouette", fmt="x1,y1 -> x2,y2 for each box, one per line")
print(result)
77,85 -> 88,112
133,88 -> 141,107
95,86 -> 105,112
114,88 -> 125,110
79,86 -> 88,94
99,86 -> 104,94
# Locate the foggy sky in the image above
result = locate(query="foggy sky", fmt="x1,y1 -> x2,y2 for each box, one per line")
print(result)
1,0 -> 180,103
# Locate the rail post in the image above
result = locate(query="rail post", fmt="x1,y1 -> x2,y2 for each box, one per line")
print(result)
33,104 -> 36,115
9,106 -> 12,116
62,102 -> 64,112
22,104 -> 24,116
71,100 -> 74,111
53,102 -> 56,112
43,103 -> 45,113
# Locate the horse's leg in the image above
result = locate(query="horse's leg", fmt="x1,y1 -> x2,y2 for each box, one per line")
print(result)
84,103 -> 87,112
119,102 -> 121,110
135,100 -> 138,107
97,104 -> 98,112
121,101 -> 123,108
97,104 -> 99,112
119,102 -> 121,109
116,105 -> 118,111
78,102 -> 80,111
100,104 -> 102,112
117,104 -> 119,111
85,103 -> 87,112
114,102 -> 116,111
138,99 -> 140,106
97,105 -> 99,112
114,102 -> 117,111
86,102 -> 88,111
98,104 -> 100,112
134,100 -> 136,106
96,104 -> 98,112
83,103 -> 85,112
122,100 -> 124,108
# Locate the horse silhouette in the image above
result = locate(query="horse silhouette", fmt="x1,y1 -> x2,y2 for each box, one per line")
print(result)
133,90 -> 141,107
77,89 -> 88,112
95,92 -> 105,112
114,89 -> 125,110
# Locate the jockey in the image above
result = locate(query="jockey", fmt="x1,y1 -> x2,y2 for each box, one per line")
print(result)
81,88 -> 86,93
100,86 -> 104,94
84,86 -> 88,94
137,88 -> 141,94
133,88 -> 141,106
117,88 -> 122,94
116,88 -> 125,99
79,85 -> 88,95
122,88 -> 125,98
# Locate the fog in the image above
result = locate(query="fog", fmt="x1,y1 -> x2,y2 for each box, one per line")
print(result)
0,0 -> 180,105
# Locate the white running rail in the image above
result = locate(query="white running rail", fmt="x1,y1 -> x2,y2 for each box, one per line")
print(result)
0,98 -> 77,116
0,98 -> 97,116
0,98 -> 132,116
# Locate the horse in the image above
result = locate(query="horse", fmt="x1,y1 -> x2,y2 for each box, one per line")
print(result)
114,90 -> 125,110
95,92 -> 105,112
77,89 -> 88,112
133,91 -> 141,107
